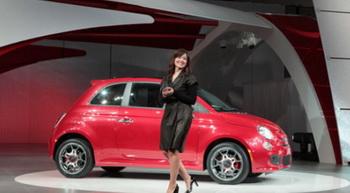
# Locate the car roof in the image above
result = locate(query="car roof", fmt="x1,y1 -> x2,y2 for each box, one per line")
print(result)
90,77 -> 162,86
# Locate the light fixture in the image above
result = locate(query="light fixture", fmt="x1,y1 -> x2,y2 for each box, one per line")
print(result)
218,31 -> 261,49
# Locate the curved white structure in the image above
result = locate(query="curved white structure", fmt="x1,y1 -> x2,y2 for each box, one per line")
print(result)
112,0 -> 271,29
314,0 -> 350,164
0,0 -> 154,47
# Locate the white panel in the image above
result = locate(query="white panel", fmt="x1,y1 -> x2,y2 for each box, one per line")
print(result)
314,0 -> 350,164
199,0 -> 285,14
113,0 -> 272,29
0,0 -> 154,47
327,59 -> 350,108
314,0 -> 350,12
316,12 -> 350,58
335,110 -> 350,163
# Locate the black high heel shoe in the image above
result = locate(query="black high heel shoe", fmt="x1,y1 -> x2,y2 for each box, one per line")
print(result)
174,184 -> 179,193
185,176 -> 198,193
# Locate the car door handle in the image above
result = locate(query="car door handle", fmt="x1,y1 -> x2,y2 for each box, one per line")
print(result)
118,118 -> 134,123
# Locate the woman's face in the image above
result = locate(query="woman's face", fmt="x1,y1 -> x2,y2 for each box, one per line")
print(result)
174,53 -> 188,70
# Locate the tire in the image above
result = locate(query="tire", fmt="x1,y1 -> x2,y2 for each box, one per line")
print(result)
206,142 -> 250,184
101,167 -> 125,173
55,138 -> 94,178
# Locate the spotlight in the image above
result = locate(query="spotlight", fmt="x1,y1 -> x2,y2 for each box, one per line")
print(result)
241,32 -> 257,49
219,39 -> 227,49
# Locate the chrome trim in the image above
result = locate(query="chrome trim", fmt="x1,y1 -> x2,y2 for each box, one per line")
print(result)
121,82 -> 132,107
118,118 -> 134,123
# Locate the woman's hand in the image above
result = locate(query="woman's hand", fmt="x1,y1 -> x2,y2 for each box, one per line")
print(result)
162,87 -> 174,97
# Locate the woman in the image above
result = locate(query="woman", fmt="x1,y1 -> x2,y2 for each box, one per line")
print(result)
158,49 -> 199,193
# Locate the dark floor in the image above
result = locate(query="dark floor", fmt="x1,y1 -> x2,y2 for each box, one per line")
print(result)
1,144 -> 349,193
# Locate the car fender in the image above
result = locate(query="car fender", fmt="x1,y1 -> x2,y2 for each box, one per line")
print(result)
197,123 -> 259,169
51,116 -> 98,156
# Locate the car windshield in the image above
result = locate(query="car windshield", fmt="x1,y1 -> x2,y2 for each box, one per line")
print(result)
198,89 -> 241,112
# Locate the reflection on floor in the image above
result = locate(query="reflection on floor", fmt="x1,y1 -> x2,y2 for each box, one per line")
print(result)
1,144 -> 350,193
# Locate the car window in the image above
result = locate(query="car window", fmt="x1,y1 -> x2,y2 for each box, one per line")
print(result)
129,83 -> 163,108
193,102 -> 209,113
90,83 -> 126,106
198,88 -> 241,112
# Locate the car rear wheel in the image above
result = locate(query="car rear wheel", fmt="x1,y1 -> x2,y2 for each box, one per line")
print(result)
55,138 -> 94,178
206,142 -> 250,184
101,167 -> 125,173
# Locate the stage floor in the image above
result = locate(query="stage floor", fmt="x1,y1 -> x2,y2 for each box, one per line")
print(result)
1,144 -> 349,193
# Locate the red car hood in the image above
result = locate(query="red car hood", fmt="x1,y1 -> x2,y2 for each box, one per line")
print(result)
219,112 -> 281,130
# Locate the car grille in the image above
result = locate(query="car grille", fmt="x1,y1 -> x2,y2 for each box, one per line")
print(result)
270,155 -> 280,165
270,155 -> 291,166
283,155 -> 291,166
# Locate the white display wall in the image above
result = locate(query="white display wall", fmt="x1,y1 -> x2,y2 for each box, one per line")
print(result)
314,0 -> 350,164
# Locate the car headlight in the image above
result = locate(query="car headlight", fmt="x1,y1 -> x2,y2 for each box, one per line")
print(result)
257,126 -> 274,140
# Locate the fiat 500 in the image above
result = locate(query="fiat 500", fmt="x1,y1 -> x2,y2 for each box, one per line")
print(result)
48,77 -> 291,184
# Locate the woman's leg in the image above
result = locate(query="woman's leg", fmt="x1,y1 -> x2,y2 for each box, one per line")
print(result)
163,151 -> 191,191
167,150 -> 180,193
179,161 -> 191,190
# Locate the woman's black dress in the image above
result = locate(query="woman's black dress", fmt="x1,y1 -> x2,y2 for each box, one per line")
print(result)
158,72 -> 198,153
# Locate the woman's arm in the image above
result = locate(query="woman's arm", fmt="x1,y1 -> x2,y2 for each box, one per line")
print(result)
157,79 -> 168,105
173,83 -> 198,105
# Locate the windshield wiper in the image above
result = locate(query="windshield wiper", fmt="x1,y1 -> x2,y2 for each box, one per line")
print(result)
211,105 -> 224,111
227,107 -> 240,112
212,105 -> 240,112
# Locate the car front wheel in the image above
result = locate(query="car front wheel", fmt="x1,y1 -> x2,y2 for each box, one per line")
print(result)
206,142 -> 250,184
55,138 -> 94,178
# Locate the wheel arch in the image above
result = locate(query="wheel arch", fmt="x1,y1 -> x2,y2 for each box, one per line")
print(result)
53,133 -> 94,161
203,137 -> 252,170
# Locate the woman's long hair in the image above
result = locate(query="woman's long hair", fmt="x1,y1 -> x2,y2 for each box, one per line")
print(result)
167,48 -> 192,78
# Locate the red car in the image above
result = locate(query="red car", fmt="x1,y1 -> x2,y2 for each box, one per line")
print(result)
48,77 -> 291,184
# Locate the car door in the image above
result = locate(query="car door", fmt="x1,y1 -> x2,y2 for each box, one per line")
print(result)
87,83 -> 126,157
115,82 -> 198,161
